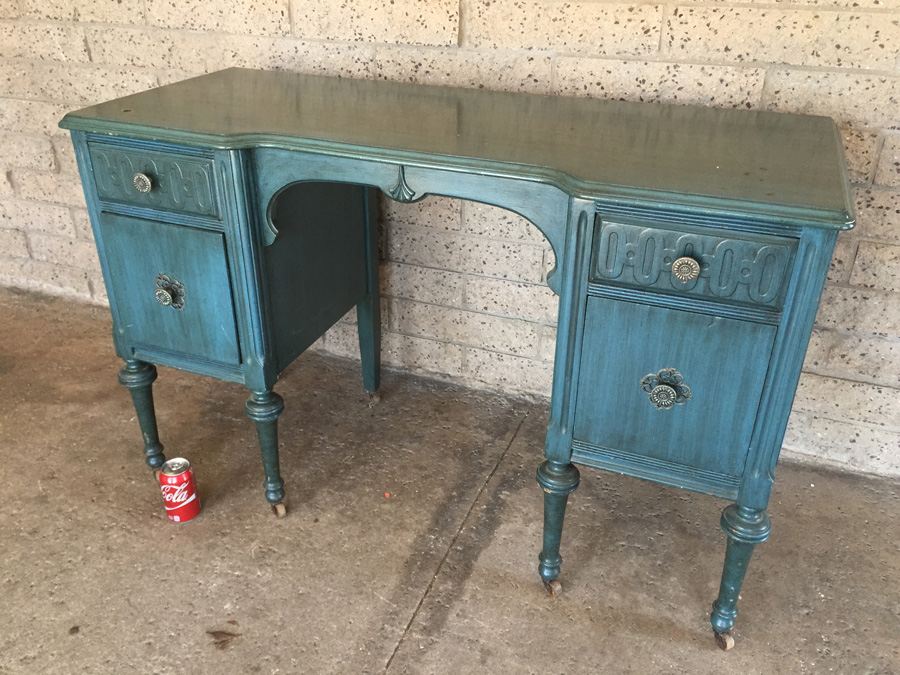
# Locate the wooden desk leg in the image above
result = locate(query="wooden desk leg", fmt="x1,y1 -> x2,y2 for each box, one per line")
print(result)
118,359 -> 166,471
710,504 -> 771,649
357,187 -> 381,397
536,460 -> 580,596
245,390 -> 287,518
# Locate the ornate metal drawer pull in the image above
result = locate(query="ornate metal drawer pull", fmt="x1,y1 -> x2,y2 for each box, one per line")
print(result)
132,172 -> 153,193
671,256 -> 701,283
154,274 -> 185,310
640,368 -> 691,410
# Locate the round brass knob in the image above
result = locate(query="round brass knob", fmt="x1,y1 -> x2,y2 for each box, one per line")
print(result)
648,384 -> 677,409
132,172 -> 153,193
154,287 -> 173,306
672,256 -> 701,283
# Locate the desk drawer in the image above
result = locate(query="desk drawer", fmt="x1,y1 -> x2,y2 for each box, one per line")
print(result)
590,218 -> 796,309
99,214 -> 240,365
89,143 -> 219,218
573,296 -> 776,489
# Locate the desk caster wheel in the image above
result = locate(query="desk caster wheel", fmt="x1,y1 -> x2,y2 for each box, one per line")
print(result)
714,630 -> 735,651
272,502 -> 287,519
543,579 -> 562,598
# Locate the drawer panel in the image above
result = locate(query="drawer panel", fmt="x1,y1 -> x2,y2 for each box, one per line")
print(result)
590,218 -> 796,309
89,143 -> 219,218
99,214 -> 240,365
573,297 -> 776,482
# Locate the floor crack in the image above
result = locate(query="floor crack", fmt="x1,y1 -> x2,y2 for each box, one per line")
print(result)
383,412 -> 530,673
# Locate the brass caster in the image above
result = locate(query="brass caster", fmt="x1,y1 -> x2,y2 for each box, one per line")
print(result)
714,630 -> 735,651
367,391 -> 381,407
272,502 -> 287,519
543,579 -> 562,598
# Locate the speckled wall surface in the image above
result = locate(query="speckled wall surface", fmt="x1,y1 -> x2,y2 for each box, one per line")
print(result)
0,0 -> 897,475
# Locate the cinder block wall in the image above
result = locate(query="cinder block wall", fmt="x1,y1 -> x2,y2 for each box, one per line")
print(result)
1,1 -> 897,475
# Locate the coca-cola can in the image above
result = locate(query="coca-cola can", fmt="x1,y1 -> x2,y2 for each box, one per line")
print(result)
158,458 -> 201,523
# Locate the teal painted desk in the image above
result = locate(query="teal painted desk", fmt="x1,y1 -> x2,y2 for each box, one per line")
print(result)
60,68 -> 853,649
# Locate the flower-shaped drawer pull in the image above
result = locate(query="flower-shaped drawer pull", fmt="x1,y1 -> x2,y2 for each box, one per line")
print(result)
154,273 -> 185,310
640,368 -> 692,410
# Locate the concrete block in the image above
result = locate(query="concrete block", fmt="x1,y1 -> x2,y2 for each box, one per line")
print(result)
147,0 -> 290,36
387,224 -> 545,284
383,330 -> 466,377
29,233 -> 99,272
390,298 -> 541,357
382,262 -> 466,307
794,372 -> 899,430
70,209 -> 94,240
804,328 -> 900,388
874,132 -> 900,188
462,0 -> 662,57
462,202 -> 547,245
826,237 -> 857,284
293,0 -> 458,46
0,172 -> 12,197
0,199 -> 74,237
816,284 -> 900,338
763,69 -> 899,129
0,99 -> 69,136
464,348 -> 553,397
554,57 -> 764,109
0,21 -> 88,62
1,133 -> 55,171
784,411 -> 900,477
841,126 -> 880,184
383,196 -> 461,232
853,188 -> 900,243
666,7 -> 899,70
464,276 -> 557,325
89,273 -> 109,305
0,257 -> 90,297
11,170 -> 86,208
0,0 -> 18,18
52,135 -> 78,176
0,228 -> 28,258
850,242 -> 900,292
537,325 -> 557,362
88,28 -> 376,78
0,62 -> 159,105
21,0 -> 145,23
373,47 -> 552,94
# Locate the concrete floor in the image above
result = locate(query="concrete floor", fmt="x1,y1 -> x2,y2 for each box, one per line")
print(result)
0,287 -> 898,675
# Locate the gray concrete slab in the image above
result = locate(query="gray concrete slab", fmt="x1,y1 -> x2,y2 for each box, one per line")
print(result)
0,287 -> 898,674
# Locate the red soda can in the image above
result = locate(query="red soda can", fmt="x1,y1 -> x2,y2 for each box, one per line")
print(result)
158,458 -> 201,523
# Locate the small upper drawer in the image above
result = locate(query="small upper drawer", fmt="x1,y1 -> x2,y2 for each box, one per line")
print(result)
88,143 -> 219,218
590,218 -> 797,309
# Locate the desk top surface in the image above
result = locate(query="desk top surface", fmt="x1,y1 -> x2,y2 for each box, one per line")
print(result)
61,68 -> 852,228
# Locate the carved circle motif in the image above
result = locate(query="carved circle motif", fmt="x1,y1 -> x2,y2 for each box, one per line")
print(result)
132,172 -> 153,193
671,256 -> 701,283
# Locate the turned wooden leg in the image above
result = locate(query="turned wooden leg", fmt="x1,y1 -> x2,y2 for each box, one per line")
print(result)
357,187 -> 381,397
118,359 -> 165,470
536,460 -> 580,596
710,504 -> 771,649
245,390 -> 287,517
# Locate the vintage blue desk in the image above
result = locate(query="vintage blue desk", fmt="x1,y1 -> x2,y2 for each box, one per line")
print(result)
60,68 -> 853,649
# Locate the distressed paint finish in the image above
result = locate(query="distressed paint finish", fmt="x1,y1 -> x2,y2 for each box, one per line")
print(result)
60,69 -> 852,648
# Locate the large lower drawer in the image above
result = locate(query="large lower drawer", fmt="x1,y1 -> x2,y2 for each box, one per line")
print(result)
99,214 -> 240,365
572,296 -> 776,495
88,142 -> 219,218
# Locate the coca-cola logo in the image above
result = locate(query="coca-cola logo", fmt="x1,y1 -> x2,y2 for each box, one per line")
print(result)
161,482 -> 195,510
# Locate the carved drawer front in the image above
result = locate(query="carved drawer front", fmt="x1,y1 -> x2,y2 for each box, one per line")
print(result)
572,297 -> 776,497
98,213 -> 240,366
88,143 -> 219,218
590,218 -> 797,309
